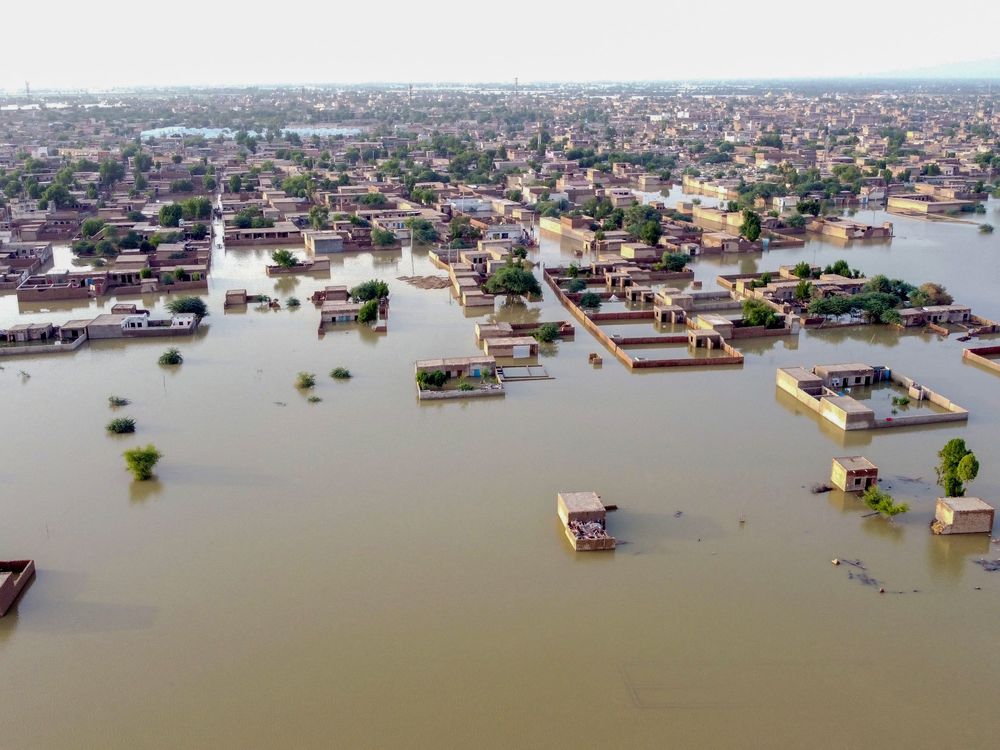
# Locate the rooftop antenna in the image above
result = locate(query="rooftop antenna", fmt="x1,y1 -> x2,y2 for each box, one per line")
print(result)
25,81 -> 30,97
408,83 -> 412,107
514,76 -> 519,106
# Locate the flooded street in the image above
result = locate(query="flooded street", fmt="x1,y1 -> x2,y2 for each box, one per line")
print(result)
2,198 -> 1000,748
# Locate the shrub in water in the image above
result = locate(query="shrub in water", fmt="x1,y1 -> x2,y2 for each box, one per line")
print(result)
123,444 -> 162,481
158,347 -> 183,365
107,417 -> 136,434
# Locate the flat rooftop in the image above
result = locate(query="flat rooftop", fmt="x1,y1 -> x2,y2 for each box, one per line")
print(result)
833,456 -> 877,472
557,491 -> 605,515
939,497 -> 993,512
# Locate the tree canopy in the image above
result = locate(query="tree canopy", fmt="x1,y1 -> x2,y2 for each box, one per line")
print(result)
483,263 -> 541,297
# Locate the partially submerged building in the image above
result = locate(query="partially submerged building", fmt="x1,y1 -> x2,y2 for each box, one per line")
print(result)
831,456 -> 879,492
0,560 -> 35,616
776,363 -> 969,431
557,491 -> 615,551
932,498 -> 995,535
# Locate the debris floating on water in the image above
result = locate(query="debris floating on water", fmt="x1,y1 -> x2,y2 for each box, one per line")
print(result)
397,275 -> 451,290
811,483 -> 832,494
974,559 -> 1000,572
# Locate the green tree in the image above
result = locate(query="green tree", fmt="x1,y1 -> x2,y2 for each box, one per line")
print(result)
532,322 -> 561,343
406,218 -> 439,244
483,264 -> 541,297
578,292 -> 602,309
937,439 -> 979,497
909,282 -> 953,307
371,228 -> 397,246
742,299 -> 781,328
740,210 -> 762,242
271,249 -> 299,268
358,299 -> 379,323
159,204 -> 183,227
308,205 -> 329,229
657,252 -> 689,272
81,218 -> 106,237
228,174 -> 242,193
794,280 -> 812,302
99,159 -> 125,187
350,280 -> 390,302
862,485 -> 909,518
166,296 -> 208,317
123,445 -> 162,481
796,199 -> 821,216
792,261 -> 812,279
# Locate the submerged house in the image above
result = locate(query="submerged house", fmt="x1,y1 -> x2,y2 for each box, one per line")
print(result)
831,456 -> 879,492
557,491 -> 615,552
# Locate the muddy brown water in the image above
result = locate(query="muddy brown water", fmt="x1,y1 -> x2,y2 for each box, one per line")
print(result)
1,201 -> 1000,748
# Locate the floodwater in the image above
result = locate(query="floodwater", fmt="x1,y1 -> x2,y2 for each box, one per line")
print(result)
2,198 -> 1000,749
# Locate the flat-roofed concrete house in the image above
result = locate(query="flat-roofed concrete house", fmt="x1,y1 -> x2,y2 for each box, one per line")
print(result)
3,322 -> 55,343
831,456 -> 878,492
777,363 -> 968,432
482,336 -> 538,358
619,242 -> 660,262
701,231 -> 742,253
557,491 -> 615,552
225,289 -> 248,307
86,312 -> 199,339
776,367 -> 823,396
474,322 -> 514,343
695,313 -> 735,339
414,356 -> 496,380
320,301 -> 363,324
932,498 -> 995,535
304,230 -> 345,254
311,285 -> 350,304
813,363 -> 875,388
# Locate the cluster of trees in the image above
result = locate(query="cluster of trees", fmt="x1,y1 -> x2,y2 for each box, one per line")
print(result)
234,207 -> 274,229
350,280 -> 390,302
656,252 -> 689,272
447,215 -> 482,248
624,203 -> 662,246
309,205 -> 329,229
804,271 -> 947,324
741,299 -> 783,329
416,369 -> 448,389
370,227 -> 397,246
406,218 -> 439,244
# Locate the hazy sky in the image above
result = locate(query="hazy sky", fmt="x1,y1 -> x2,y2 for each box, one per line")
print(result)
5,0 -> 1000,91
